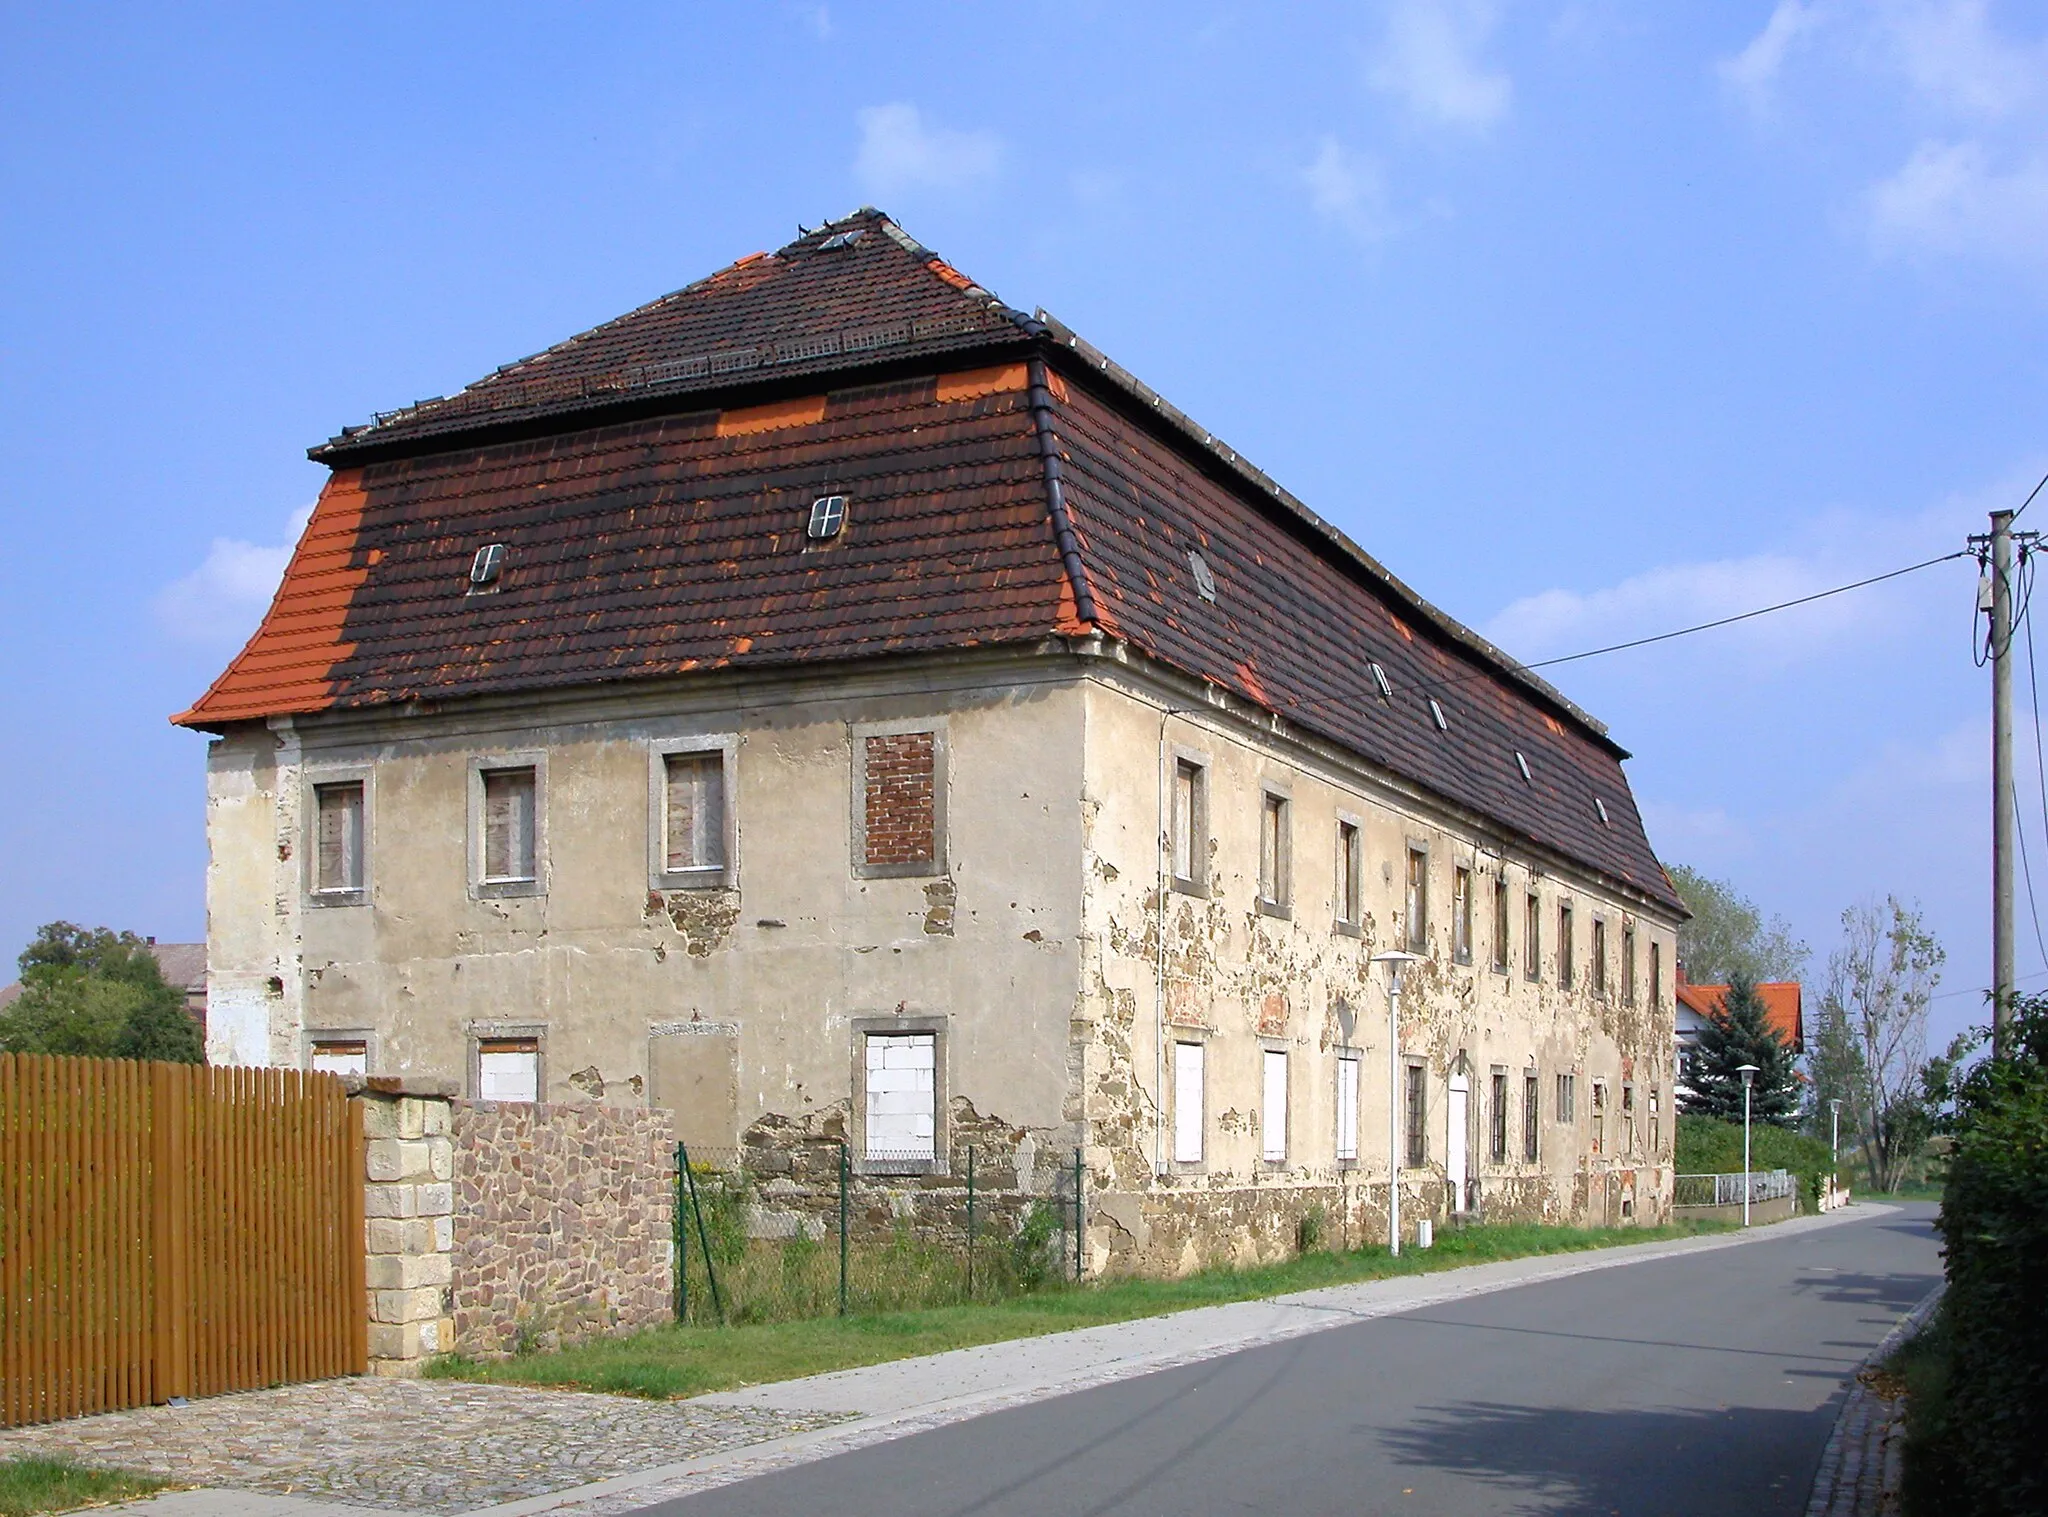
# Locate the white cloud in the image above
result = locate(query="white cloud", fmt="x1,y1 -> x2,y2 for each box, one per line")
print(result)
155,506 -> 310,648
1302,138 -> 1397,242
1868,138 -> 2048,267
1717,0 -> 1825,109
1368,0 -> 1512,132
852,104 -> 1000,198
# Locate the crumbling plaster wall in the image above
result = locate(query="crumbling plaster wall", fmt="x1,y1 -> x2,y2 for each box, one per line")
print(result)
205,660 -> 1092,1171
1076,671 -> 1681,1276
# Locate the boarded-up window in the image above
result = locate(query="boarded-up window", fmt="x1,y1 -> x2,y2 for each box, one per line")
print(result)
864,1032 -> 935,1160
862,732 -> 936,869
1558,903 -> 1575,989
1453,868 -> 1472,963
481,768 -> 537,882
1591,1080 -> 1607,1155
1174,1041 -> 1204,1163
664,751 -> 726,873
314,782 -> 364,893
1336,1055 -> 1359,1161
1489,1069 -> 1509,1163
1525,891 -> 1542,981
1593,919 -> 1609,997
310,1039 -> 366,1077
1171,759 -> 1203,888
1492,876 -> 1510,972
1405,849 -> 1428,953
1523,1070 -> 1539,1161
1623,924 -> 1638,1005
1650,941 -> 1663,1007
1262,1049 -> 1288,1162
1336,821 -> 1362,928
1404,1063 -> 1427,1167
1259,793 -> 1289,908
478,1038 -> 539,1102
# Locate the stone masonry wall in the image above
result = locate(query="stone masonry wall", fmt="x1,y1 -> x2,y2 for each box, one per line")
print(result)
359,1087 -> 457,1376
449,1101 -> 677,1356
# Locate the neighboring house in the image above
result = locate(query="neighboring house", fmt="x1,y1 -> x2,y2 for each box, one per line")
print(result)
0,938 -> 207,1039
1673,966 -> 1802,1094
174,209 -> 1685,1268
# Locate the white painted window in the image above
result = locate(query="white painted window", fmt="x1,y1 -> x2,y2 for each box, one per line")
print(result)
314,782 -> 364,894
865,1032 -> 936,1160
664,751 -> 727,873
310,1039 -> 366,1077
1174,1041 -> 1204,1163
481,767 -> 538,882
1336,1055 -> 1359,1161
1262,1049 -> 1288,1162
478,1038 -> 539,1102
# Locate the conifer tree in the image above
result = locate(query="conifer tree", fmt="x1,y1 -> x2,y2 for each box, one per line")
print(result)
1680,971 -> 1800,1126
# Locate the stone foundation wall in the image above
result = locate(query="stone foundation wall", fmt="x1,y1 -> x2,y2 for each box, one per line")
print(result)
358,1085 -> 457,1376
448,1101 -> 677,1356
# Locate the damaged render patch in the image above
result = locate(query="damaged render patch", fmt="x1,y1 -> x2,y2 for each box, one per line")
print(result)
645,888 -> 741,956
923,878 -> 957,936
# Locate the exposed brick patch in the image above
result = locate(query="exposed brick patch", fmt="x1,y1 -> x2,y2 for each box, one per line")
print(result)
863,731 -> 936,867
450,1102 -> 676,1355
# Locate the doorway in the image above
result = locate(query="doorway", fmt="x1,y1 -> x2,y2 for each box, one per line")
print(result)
1447,1073 -> 1469,1213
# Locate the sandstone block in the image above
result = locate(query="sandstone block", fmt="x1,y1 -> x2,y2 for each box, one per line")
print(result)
428,1138 -> 454,1181
433,1216 -> 454,1251
416,1182 -> 454,1216
366,1218 -> 407,1254
359,1097 -> 400,1140
421,1099 -> 451,1137
373,1285 -> 447,1324
363,1183 -> 419,1219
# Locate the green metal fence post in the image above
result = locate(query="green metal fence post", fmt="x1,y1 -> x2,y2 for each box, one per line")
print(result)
1073,1147 -> 1084,1282
684,1138 -> 700,1318
678,1139 -> 725,1325
966,1145 -> 977,1300
837,1138 -> 850,1318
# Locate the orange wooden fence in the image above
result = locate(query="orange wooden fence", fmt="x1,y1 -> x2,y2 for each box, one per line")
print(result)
0,1055 -> 366,1427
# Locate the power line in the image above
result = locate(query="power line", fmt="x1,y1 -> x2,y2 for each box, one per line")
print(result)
2008,467 -> 2048,526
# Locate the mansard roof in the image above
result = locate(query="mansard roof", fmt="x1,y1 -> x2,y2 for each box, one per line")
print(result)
177,211 -> 1682,914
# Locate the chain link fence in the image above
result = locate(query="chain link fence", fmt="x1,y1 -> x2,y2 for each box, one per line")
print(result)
673,1139 -> 1084,1325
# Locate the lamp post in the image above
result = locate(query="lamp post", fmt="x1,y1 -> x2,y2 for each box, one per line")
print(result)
1371,951 -> 1423,1257
1737,1063 -> 1760,1228
1828,1098 -> 1842,1198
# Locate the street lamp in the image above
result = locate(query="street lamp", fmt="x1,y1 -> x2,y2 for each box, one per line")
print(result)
1736,1063 -> 1760,1228
1372,951 -> 1424,1257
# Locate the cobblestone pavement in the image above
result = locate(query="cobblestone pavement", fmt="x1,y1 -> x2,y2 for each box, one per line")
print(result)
0,1379 -> 851,1515
1805,1283 -> 1943,1517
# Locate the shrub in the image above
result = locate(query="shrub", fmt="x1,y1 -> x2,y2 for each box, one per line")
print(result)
1010,1200 -> 1062,1290
1296,1202 -> 1326,1254
1673,1114 -> 1835,1208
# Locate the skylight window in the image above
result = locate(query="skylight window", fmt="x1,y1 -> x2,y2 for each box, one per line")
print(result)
1428,698 -> 1449,732
469,543 -> 506,591
819,229 -> 865,251
807,495 -> 847,540
1187,550 -> 1218,603
1370,663 -> 1392,702
1514,750 -> 1532,783
1594,797 -> 1610,825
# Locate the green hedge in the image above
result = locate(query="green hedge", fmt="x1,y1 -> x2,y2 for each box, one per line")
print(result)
1923,1047 -> 2048,1516
1673,1114 -> 1834,1209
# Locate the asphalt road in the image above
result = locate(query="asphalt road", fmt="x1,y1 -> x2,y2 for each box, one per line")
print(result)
641,1205 -> 1942,1517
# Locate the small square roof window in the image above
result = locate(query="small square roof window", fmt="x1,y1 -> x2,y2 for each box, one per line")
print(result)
808,495 -> 847,540
1187,550 -> 1218,603
1514,751 -> 1532,783
1428,698 -> 1449,732
1370,663 -> 1392,701
469,543 -> 506,591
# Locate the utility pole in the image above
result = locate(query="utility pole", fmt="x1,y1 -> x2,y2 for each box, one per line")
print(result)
1976,510 -> 2018,1059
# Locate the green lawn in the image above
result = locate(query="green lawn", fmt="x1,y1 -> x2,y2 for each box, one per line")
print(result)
0,1459 -> 167,1517
432,1218 -> 1729,1400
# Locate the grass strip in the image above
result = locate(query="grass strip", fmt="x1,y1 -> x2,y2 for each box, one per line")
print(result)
433,1218 -> 1729,1400
0,1458 -> 168,1517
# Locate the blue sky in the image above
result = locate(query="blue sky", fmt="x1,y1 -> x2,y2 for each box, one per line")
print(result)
3,2 -> 2044,1048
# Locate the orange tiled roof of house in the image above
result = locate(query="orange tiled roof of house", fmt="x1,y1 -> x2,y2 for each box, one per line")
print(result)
1677,974 -> 1802,1052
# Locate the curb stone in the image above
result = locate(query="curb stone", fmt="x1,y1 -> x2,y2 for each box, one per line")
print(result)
1804,1280 -> 1946,1517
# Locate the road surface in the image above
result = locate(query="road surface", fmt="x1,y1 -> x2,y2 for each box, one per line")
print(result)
639,1204 -> 1940,1517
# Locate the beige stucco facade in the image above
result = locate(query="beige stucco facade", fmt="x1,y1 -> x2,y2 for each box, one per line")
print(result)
203,639 -> 1679,1276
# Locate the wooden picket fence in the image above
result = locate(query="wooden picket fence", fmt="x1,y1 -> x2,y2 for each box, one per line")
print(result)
0,1055 -> 366,1427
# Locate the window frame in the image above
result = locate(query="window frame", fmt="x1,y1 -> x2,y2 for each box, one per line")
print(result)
1524,889 -> 1542,982
1522,1068 -> 1540,1161
1555,1071 -> 1577,1124
1592,917 -> 1609,998
304,766 -> 373,907
469,1021 -> 546,1102
1169,748 -> 1210,897
1334,814 -> 1365,937
308,1032 -> 372,1077
851,1013 -> 949,1175
468,754 -> 547,899
647,735 -> 740,891
1558,900 -> 1576,990
850,719 -> 948,881
1650,940 -> 1664,1009
1173,1037 -> 1207,1168
1257,785 -> 1292,919
1592,1079 -> 1608,1156
1623,923 -> 1638,1006
1404,844 -> 1430,956
1489,1067 -> 1509,1165
1491,873 -> 1511,974
1452,866 -> 1473,965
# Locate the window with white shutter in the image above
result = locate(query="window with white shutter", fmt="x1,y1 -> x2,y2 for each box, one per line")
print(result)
1336,1055 -> 1359,1162
1262,1049 -> 1288,1162
1174,1041 -> 1204,1163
